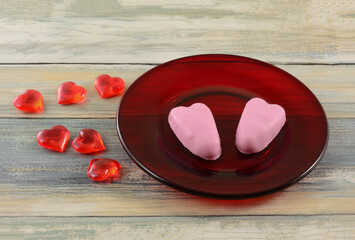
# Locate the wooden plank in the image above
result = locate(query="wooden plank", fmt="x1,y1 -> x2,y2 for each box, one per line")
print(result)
0,118 -> 353,216
0,216 -> 354,240
0,0 -> 354,64
0,64 -> 149,119
1,64 -> 354,119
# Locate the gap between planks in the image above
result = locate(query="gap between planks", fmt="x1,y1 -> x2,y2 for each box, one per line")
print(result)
0,214 -> 353,218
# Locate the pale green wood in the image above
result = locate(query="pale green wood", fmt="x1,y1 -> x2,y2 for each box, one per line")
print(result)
0,216 -> 354,240
0,118 -> 353,217
1,0 -> 354,237
1,64 -> 354,119
0,0 -> 354,64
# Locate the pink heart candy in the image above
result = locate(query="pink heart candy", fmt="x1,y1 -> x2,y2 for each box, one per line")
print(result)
236,98 -> 286,154
168,103 -> 222,160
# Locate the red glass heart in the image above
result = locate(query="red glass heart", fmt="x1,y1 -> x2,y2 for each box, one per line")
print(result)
94,74 -> 125,98
13,89 -> 43,113
57,81 -> 87,104
72,129 -> 105,153
37,125 -> 70,152
87,158 -> 121,182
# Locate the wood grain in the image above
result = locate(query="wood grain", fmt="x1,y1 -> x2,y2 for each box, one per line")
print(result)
0,0 -> 354,64
1,64 -> 354,119
1,0 -> 354,238
0,118 -> 353,217
0,216 -> 353,240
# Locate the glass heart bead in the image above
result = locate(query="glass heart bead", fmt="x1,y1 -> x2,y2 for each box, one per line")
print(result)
72,129 -> 105,153
58,81 -> 87,104
94,74 -> 125,98
13,89 -> 43,113
37,125 -> 70,152
87,158 -> 121,182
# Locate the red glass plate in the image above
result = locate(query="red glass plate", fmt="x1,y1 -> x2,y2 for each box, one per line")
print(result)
117,54 -> 328,199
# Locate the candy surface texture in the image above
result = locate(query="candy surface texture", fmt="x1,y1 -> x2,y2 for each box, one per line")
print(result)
236,98 -> 286,154
168,103 -> 221,160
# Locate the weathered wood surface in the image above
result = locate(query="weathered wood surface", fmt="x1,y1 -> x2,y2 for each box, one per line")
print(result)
0,118 -> 353,216
1,64 -> 354,119
0,0 -> 354,64
1,0 -> 355,238
0,216 -> 354,240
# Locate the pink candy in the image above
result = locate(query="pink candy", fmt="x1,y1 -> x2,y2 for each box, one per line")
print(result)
236,98 -> 286,154
168,103 -> 222,160
169,98 -> 286,159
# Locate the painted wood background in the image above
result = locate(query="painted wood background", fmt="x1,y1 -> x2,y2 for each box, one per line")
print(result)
0,0 -> 354,239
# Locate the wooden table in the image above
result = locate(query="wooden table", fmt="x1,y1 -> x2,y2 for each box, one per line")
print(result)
0,1 -> 354,239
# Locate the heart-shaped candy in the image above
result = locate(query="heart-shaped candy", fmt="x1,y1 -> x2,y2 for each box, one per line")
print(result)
72,129 -> 105,153
13,89 -> 43,113
87,158 -> 121,182
57,81 -> 87,104
37,125 -> 70,152
94,74 -> 125,98
235,98 -> 286,154
168,103 -> 221,160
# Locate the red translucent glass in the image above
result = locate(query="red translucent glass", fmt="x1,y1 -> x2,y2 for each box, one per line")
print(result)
117,54 -> 328,199
87,159 -> 121,182
57,81 -> 87,104
37,125 -> 70,152
94,74 -> 125,98
72,129 -> 105,154
13,89 -> 43,113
